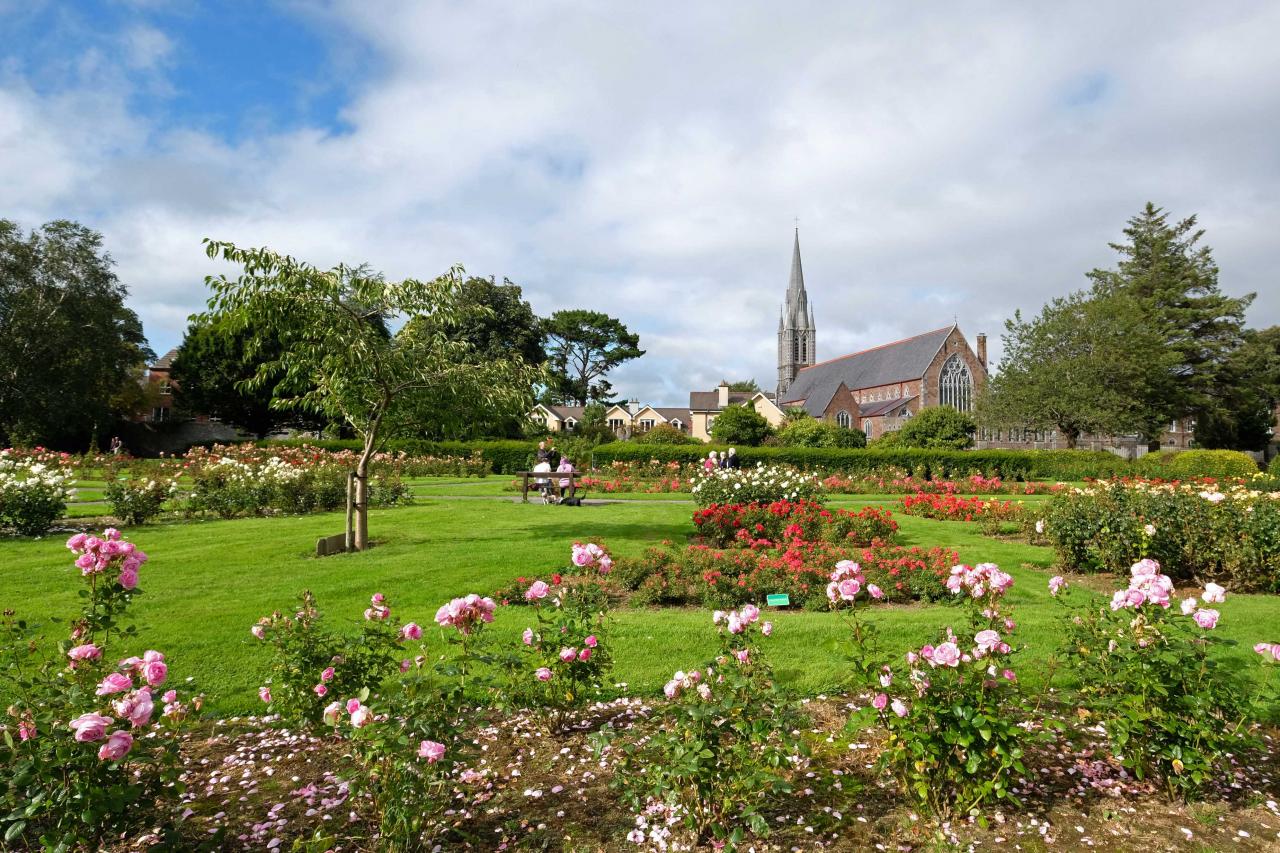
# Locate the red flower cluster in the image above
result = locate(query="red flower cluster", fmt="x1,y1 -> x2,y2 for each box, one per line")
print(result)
692,499 -> 898,548
898,492 -> 1023,524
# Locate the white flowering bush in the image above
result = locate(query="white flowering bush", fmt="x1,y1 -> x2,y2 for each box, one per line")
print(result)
0,450 -> 75,535
690,463 -> 824,508
105,471 -> 179,525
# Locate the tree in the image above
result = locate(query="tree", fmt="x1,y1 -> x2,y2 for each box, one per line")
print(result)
1191,326 -> 1280,451
543,310 -> 644,405
776,417 -> 866,448
727,379 -> 761,392
634,423 -> 697,445
978,293 -> 1168,448
782,407 -> 812,425
895,406 -> 976,450
418,276 -> 545,367
1088,203 -> 1254,440
709,404 -> 773,446
200,240 -> 539,550
170,317 -> 317,438
0,220 -> 152,447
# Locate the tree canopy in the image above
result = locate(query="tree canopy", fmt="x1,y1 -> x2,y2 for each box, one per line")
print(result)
417,276 -> 545,368
776,417 -> 866,448
894,406 -> 975,450
200,239 -> 539,549
709,404 -> 773,446
0,220 -> 152,448
543,310 -> 643,405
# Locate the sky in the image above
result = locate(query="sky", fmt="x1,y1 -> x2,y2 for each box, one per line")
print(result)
3,1 -> 1278,407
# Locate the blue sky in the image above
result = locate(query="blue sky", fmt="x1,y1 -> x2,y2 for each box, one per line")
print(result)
3,1 -> 1279,405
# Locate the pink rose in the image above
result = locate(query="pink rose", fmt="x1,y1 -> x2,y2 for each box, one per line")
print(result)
1048,576 -> 1067,596
69,712 -> 113,742
350,707 -> 372,728
733,649 -> 749,664
974,630 -> 1001,653
559,647 -> 577,663
322,701 -> 343,726
872,692 -> 888,710
66,533 -> 88,551
251,625 -> 266,640
314,684 -> 328,697
1180,597 -> 1197,615
68,644 -> 102,664
1192,608 -> 1219,630
118,568 -> 138,590
761,621 -> 773,637
346,698 -> 362,714
1002,669 -> 1017,681
578,647 -> 592,662
891,699 -> 908,717
727,614 -> 744,634
98,730 -> 133,761
418,740 -> 446,763
96,672 -> 133,696
321,667 -> 335,682
535,667 -> 553,682
401,622 -> 422,641
371,593 -> 385,605
162,690 -> 177,704
931,642 -> 960,668
142,660 -> 167,687
584,635 -> 598,648
867,584 -> 884,600
259,686 -> 272,704
740,604 -> 760,624
522,627 -> 534,646
1202,583 -> 1226,604
525,581 -> 550,602
114,689 -> 154,728
837,578 -> 861,600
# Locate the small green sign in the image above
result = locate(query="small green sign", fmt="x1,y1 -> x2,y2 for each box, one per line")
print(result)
766,593 -> 790,607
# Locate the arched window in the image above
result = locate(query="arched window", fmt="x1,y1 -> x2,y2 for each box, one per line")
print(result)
835,410 -> 851,429
864,419 -> 874,439
938,355 -> 973,412
791,337 -> 800,364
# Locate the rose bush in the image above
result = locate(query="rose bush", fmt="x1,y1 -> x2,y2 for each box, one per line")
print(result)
692,499 -> 898,548
0,449 -> 75,535
104,466 -> 179,525
899,491 -> 1025,534
690,463 -> 824,507
0,529 -> 196,849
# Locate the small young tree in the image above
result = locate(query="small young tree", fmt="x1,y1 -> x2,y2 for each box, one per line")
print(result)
709,404 -> 773,446
776,417 -> 866,448
895,406 -> 976,450
201,240 -> 539,550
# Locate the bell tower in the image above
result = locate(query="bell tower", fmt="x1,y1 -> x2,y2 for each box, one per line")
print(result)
776,228 -> 816,399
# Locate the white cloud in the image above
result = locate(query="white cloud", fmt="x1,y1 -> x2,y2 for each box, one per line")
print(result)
3,0 -> 1279,405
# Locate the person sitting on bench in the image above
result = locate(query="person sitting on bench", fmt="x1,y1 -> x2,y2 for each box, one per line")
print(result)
532,459 -> 555,502
556,456 -> 576,500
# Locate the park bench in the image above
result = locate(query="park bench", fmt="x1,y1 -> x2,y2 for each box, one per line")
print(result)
517,470 -> 588,503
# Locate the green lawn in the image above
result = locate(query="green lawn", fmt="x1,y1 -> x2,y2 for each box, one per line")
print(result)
6,496 -> 1277,717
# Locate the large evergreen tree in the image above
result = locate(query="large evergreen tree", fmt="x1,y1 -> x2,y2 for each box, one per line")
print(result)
543,309 -> 644,405
0,220 -> 152,447
1191,326 -> 1280,451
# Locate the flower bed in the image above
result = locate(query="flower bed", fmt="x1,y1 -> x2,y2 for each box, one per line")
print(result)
0,448 -> 76,535
692,499 -> 898,547
691,463 -> 824,507
1041,480 -> 1280,590
613,541 -> 957,610
822,471 -> 1063,496
899,491 -> 1025,533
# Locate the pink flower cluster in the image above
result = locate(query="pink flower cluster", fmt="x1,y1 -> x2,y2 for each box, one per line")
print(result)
662,668 -> 703,699
66,528 -> 148,589
67,650 -> 176,761
712,603 -> 770,636
97,650 -> 168,694
824,560 -> 884,604
1254,642 -> 1280,662
570,541 -> 613,574
364,592 -> 390,621
434,594 -> 497,635
945,562 -> 1013,599
1109,558 -> 1175,610
324,697 -> 372,728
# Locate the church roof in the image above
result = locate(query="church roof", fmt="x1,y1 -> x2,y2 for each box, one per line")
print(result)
780,326 -> 953,406
150,348 -> 180,370
860,395 -> 918,418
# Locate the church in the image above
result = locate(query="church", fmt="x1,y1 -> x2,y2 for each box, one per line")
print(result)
774,231 -> 990,441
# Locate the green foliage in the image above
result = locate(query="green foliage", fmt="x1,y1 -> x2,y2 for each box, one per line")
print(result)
105,470 -> 177,525
0,454 -> 74,536
776,417 -> 866,448
633,423 -> 698,445
1167,449 -> 1260,479
1056,574 -> 1252,799
1270,454 -> 1280,477
893,406 -> 976,450
709,404 -> 773,446
200,240 -> 538,548
727,379 -> 761,392
597,611 -> 806,847
1192,327 -> 1280,451
0,219 -> 153,448
250,591 -> 409,727
542,309 -> 644,405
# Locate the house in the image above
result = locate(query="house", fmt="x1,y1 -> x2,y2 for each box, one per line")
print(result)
688,381 -> 785,442
529,402 -> 694,438
140,348 -> 179,423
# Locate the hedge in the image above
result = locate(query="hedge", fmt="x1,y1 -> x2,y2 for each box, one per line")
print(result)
258,439 -> 539,474
1134,448 -> 1260,480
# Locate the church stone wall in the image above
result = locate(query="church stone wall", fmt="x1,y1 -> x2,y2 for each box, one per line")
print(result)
922,328 -> 987,410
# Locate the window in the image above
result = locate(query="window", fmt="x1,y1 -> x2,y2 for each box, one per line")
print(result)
608,418 -> 623,430
938,355 -> 973,412
159,381 -> 172,396
564,418 -> 577,432
835,410 -> 851,429
639,419 -> 655,431
863,420 -> 874,439
707,416 -> 716,430
151,406 -> 169,422
791,337 -> 800,364
670,419 -> 683,429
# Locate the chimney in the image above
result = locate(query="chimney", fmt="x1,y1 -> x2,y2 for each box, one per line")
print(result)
717,381 -> 730,408
628,398 -> 640,415
976,333 -> 987,369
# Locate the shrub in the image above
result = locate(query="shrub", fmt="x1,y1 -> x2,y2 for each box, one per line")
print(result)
249,591 -> 414,726
597,606 -> 806,847
776,417 -> 866,448
104,471 -> 178,525
692,499 -> 898,548
709,403 -> 773,446
1170,449 -> 1260,479
1053,561 -> 1252,799
0,530 -> 196,849
690,463 -> 824,507
633,423 -> 698,445
899,491 -> 1024,534
894,406 -> 976,450
1042,481 -> 1280,590
0,451 -> 75,535
1270,453 -> 1280,477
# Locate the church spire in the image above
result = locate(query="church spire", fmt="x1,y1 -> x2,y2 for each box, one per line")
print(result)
788,228 -> 805,296
777,227 -> 816,400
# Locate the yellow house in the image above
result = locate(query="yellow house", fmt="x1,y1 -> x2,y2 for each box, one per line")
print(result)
528,402 -> 693,438
687,382 -> 785,442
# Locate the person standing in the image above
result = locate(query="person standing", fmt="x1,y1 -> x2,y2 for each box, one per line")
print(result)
703,450 -> 719,472
536,440 -> 553,465
725,447 -> 740,469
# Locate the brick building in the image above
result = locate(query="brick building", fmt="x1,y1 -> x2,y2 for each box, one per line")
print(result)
141,348 -> 179,423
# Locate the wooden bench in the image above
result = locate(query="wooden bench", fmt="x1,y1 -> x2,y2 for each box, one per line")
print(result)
518,471 -> 588,503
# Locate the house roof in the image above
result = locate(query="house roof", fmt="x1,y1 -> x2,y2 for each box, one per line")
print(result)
546,406 -> 585,422
653,407 -> 692,423
150,348 -> 180,370
689,390 -> 759,412
860,396 -> 917,418
780,326 -> 953,406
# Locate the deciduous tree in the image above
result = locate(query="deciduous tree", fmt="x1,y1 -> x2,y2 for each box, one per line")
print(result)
709,404 -> 772,446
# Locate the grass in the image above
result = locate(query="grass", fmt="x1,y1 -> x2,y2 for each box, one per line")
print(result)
5,495 -> 1278,717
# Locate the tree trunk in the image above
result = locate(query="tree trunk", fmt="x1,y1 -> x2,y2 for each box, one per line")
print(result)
1064,428 -> 1079,450
354,439 -> 375,551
